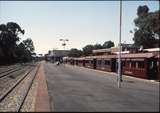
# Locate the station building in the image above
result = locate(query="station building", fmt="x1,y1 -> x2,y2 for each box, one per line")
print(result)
46,50 -> 69,63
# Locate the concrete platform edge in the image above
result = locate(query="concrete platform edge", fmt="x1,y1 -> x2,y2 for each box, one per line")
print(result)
35,62 -> 50,112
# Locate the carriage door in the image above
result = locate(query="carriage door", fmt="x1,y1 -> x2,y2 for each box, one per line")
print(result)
76,60 -> 78,65
83,60 -> 85,67
111,58 -> 116,72
93,59 -> 97,69
148,59 -> 157,80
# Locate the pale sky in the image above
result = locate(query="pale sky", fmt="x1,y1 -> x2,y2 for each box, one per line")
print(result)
0,1 -> 159,55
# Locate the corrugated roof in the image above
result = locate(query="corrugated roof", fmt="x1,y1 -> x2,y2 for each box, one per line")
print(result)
119,53 -> 155,58
92,48 -> 111,53
66,52 -> 157,60
95,55 -> 116,59
92,53 -> 155,59
74,57 -> 85,60
144,48 -> 160,52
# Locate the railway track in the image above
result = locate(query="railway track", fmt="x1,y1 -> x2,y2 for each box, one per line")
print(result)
0,67 -> 25,78
0,63 -> 40,112
0,64 -> 20,74
0,66 -> 31,96
0,63 -> 37,78
0,63 -> 37,75
17,64 -> 40,112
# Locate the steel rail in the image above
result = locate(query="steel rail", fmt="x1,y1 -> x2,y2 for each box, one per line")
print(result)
0,67 -> 34,102
0,66 -> 20,75
0,67 -> 25,79
17,64 -> 40,112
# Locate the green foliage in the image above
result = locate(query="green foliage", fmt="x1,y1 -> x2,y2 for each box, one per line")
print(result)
22,38 -> 35,53
0,22 -> 35,64
102,41 -> 115,48
15,38 -> 35,62
132,5 -> 160,49
68,48 -> 82,57
137,5 -> 149,17
81,41 -> 115,56
93,44 -> 103,50
0,22 -> 25,64
82,44 -> 94,56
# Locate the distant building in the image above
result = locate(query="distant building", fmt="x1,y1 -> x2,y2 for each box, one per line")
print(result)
93,48 -> 112,55
133,46 -> 160,55
93,43 -> 139,55
47,50 -> 69,63
143,48 -> 160,54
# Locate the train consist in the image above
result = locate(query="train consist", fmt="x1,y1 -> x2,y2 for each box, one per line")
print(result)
63,52 -> 160,80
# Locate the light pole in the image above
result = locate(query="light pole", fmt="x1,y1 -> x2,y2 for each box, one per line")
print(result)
118,0 -> 122,88
59,39 -> 69,50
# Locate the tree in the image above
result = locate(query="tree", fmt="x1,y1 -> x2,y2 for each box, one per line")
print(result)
102,41 -> 115,48
22,38 -> 35,53
0,22 -> 36,64
82,42 -> 115,56
132,5 -> 160,48
15,42 -> 26,62
15,38 -> 35,62
0,22 -> 24,63
137,5 -> 149,17
82,44 -> 94,56
68,48 -> 82,57
93,43 -> 103,50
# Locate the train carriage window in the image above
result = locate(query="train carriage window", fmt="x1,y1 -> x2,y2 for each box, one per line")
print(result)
122,61 -> 125,66
131,61 -> 136,68
157,61 -> 159,67
149,61 -> 154,69
129,62 -> 132,68
98,60 -> 102,65
136,62 -> 138,68
126,60 -> 130,66
105,60 -> 107,65
86,60 -> 89,63
138,61 -> 144,68
108,61 -> 110,65
101,60 -> 104,65
105,60 -> 110,65
102,59 -> 105,65
100,60 -> 102,65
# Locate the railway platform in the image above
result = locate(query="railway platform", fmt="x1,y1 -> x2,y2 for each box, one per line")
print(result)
0,61 -> 159,112
44,62 -> 159,112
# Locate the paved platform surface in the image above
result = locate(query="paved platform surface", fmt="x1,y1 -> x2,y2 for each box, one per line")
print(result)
35,62 -> 50,112
44,62 -> 159,112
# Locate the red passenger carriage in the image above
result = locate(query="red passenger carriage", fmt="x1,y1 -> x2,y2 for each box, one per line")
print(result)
120,53 -> 157,79
95,55 -> 116,72
65,52 -> 159,80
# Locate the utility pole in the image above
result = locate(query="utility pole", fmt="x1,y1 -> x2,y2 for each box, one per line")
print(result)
118,0 -> 122,88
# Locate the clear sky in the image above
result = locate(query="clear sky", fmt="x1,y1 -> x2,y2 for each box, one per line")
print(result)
0,1 -> 159,55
